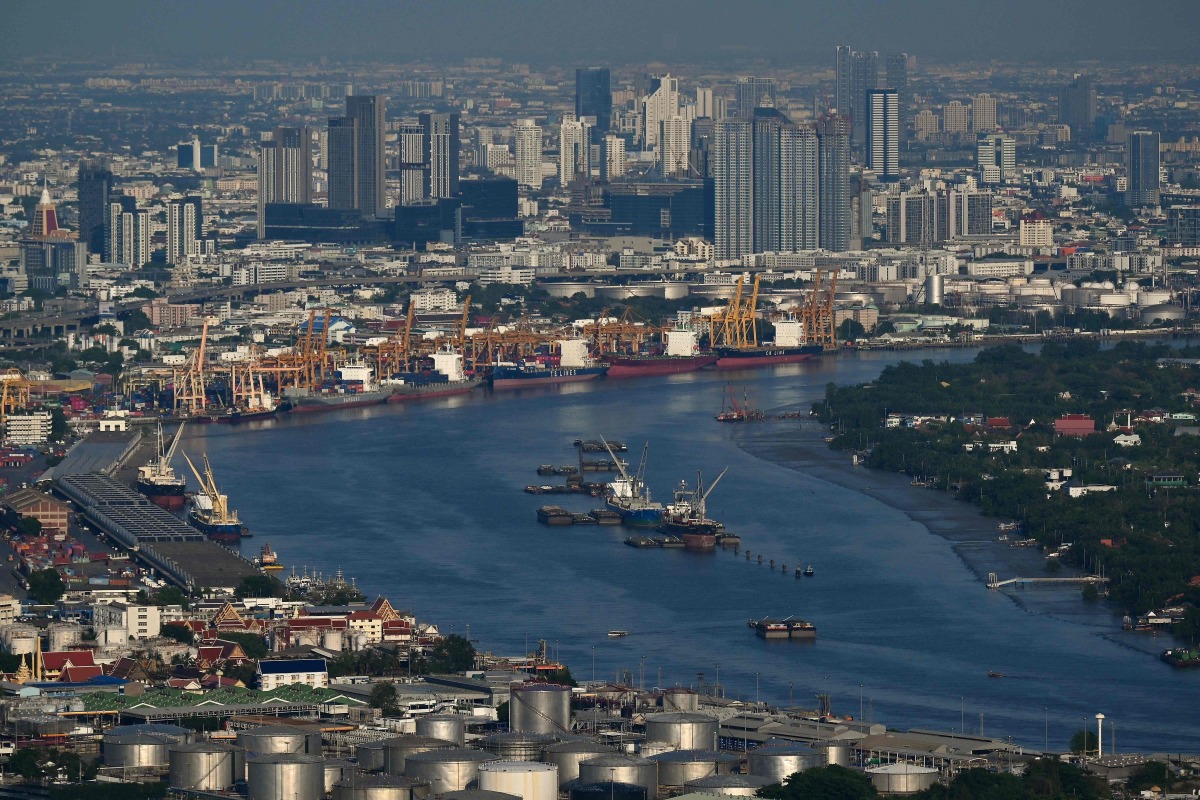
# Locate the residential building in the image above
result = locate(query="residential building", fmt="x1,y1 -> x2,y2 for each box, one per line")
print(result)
850,50 -> 879,143
167,196 -> 203,264
1060,74 -> 1097,140
93,603 -> 162,640
328,95 -> 386,217
257,127 -> 312,238
1125,131 -> 1161,207
5,413 -> 53,446
867,90 -> 899,179
421,112 -> 460,200
602,134 -> 626,182
943,101 -> 969,134
659,116 -> 692,178
641,75 -> 679,149
513,120 -> 543,190
713,119 -> 754,259
914,110 -> 939,139
1019,214 -> 1055,248
257,658 -> 329,691
817,114 -> 851,251
559,117 -> 591,186
977,134 -> 1016,184
972,93 -> 997,132
735,76 -> 778,116
885,53 -> 910,134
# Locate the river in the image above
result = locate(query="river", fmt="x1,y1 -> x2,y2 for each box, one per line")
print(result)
184,347 -> 1200,754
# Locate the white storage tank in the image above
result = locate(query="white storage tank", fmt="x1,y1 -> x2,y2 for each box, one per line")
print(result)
660,688 -> 699,712
238,725 -> 311,758
247,753 -> 327,800
642,713 -> 718,750
47,622 -> 83,651
746,744 -> 820,782
416,715 -> 467,747
684,774 -> 775,796
440,791 -> 521,800
325,759 -> 357,792
578,754 -> 657,799
541,741 -> 617,786
404,749 -> 497,794
650,750 -> 739,788
867,764 -> 939,794
333,773 -> 431,800
358,738 -> 403,772
383,736 -> 459,775
480,732 -> 558,761
477,761 -> 558,800
169,742 -> 240,791
103,732 -> 178,767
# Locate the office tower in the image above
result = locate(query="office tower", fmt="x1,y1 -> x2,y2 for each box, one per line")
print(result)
949,190 -> 994,237
972,93 -> 997,132
778,123 -> 820,251
105,197 -> 149,267
1125,130 -> 1161,206
420,112 -> 460,199
559,117 -> 591,185
886,192 -> 936,245
835,45 -> 852,119
867,90 -> 899,180
1060,74 -> 1097,140
977,134 -> 1016,184
575,68 -> 612,138
850,50 -> 879,142
398,124 -> 425,204
689,117 -> 715,179
176,138 -> 218,171
736,76 -> 778,117
660,116 -> 692,177
695,87 -> 714,119
602,134 -> 626,182
1168,207 -> 1200,247
328,96 -> 386,216
640,75 -> 679,149
257,127 -> 312,238
943,101 -> 969,134
885,53 -> 909,135
914,110 -> 939,139
713,119 -> 753,259
751,110 -> 788,254
21,238 -> 86,291
817,114 -> 851,252
77,160 -> 113,254
167,195 -> 203,264
514,119 -> 543,189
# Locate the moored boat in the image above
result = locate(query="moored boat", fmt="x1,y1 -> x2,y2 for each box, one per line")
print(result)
606,330 -> 717,378
492,339 -> 606,389
136,422 -> 188,511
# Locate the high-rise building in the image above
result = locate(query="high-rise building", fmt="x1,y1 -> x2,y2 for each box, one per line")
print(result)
1168,206 -> 1200,247
77,160 -> 113,255
575,68 -> 612,138
713,119 -> 754,259
601,134 -> 626,182
640,75 -> 679,149
105,197 -> 149,267
167,195 -> 203,264
559,117 -> 591,185
972,93 -> 997,132
735,76 -> 778,117
659,116 -> 692,177
689,117 -> 715,179
513,120 -> 543,190
977,134 -> 1016,184
1060,74 -> 1097,141
835,46 -> 853,119
177,138 -> 217,171
398,124 -> 425,204
886,189 -> 992,243
420,112 -> 460,199
914,110 -> 939,140
867,90 -> 899,180
19,189 -> 85,291
885,53 -> 909,135
695,87 -> 715,120
327,96 -> 386,217
1125,130 -> 1161,207
943,101 -> 969,134
817,114 -> 851,252
257,127 -> 312,238
778,124 -> 820,252
850,50 -> 879,143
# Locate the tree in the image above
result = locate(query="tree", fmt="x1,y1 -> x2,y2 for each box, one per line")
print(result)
28,568 -> 64,604
369,681 -> 399,712
236,574 -> 281,599
424,634 -> 476,674
837,319 -> 866,342
152,585 -> 189,608
49,407 -> 69,442
1069,728 -> 1098,755
160,623 -> 195,644
18,516 -> 42,537
758,765 -> 878,800
1127,761 -> 1171,793
221,631 -> 269,659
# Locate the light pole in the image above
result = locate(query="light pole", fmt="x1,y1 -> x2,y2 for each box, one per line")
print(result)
1044,707 -> 1048,753
960,697 -> 964,735
859,684 -> 863,723
591,646 -> 595,683
755,672 -> 760,705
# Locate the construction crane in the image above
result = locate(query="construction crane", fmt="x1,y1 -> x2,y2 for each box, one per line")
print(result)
714,275 -> 761,349
174,317 -> 212,414
0,369 -> 30,427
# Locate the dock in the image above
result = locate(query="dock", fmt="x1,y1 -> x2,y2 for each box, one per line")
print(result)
987,572 -> 1109,589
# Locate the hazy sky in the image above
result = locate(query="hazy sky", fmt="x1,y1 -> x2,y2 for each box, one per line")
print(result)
4,0 -> 1199,65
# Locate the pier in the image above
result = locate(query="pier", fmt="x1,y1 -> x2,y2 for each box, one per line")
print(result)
987,572 -> 1109,589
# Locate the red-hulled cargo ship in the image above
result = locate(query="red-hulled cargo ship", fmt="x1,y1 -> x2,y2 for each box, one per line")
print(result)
715,344 -> 823,368
606,330 -> 717,378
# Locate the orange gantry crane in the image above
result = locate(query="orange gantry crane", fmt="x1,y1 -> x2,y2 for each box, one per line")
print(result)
713,275 -> 761,350
0,369 -> 30,426
800,269 -> 838,350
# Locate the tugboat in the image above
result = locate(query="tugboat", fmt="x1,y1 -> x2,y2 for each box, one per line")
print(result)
255,543 -> 284,571
181,451 -> 246,541
715,385 -> 765,422
660,468 -> 728,550
136,422 -> 188,511
604,439 -> 665,527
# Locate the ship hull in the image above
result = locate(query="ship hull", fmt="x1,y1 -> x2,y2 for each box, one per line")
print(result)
616,506 -> 665,527
386,380 -> 479,403
188,513 -> 245,542
288,391 -> 391,414
715,345 -> 822,368
217,408 -> 279,424
491,366 -> 607,389
605,355 -> 718,378
136,480 -> 187,511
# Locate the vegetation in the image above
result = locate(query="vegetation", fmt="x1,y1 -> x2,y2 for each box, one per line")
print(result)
28,568 -> 64,604
416,634 -> 477,674
220,631 -> 269,660
160,623 -> 195,644
368,681 -> 400,715
49,783 -> 167,800
758,765 -> 877,800
816,342 -> 1200,619
237,574 -> 283,598
903,761 -> 1105,800
9,748 -> 98,782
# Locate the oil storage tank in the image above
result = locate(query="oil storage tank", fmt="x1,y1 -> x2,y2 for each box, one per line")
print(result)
746,744 -> 820,783
814,743 -> 850,767
384,736 -> 459,775
325,759 -> 358,792
660,689 -> 699,712
568,782 -> 647,800
333,774 -> 431,800
509,684 -> 571,734
238,726 -> 312,758
684,774 -> 774,796
541,740 -> 616,785
416,715 -> 467,747
108,723 -> 193,744
867,764 -> 939,794
247,753 -> 326,800
103,732 -> 178,767
642,713 -> 718,750
169,742 -> 240,791
404,749 -> 498,794
358,739 -> 403,772
578,754 -> 657,798
650,750 -> 739,789
439,791 -> 520,800
480,732 -> 557,762
477,761 -> 558,800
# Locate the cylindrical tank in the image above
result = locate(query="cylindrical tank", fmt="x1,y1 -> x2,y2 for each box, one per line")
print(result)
867,764 -> 939,794
358,739 -> 403,772
578,754 -> 657,799
746,745 -> 821,783
169,742 -> 240,791
238,725 -> 311,757
333,774 -> 431,800
325,759 -> 358,792
108,723 -> 193,744
649,750 -> 739,788
661,689 -> 699,713
415,715 -> 466,747
383,736 -> 459,775
509,684 -> 571,734
477,761 -> 558,800
568,782 -> 647,800
684,774 -> 774,797
635,741 -> 675,758
541,741 -> 617,786
479,732 -> 557,762
815,743 -> 850,767
322,629 -> 346,651
103,732 -> 177,767
642,713 -> 718,751
2,624 -> 37,655
925,274 -> 944,306
404,749 -> 498,794
47,622 -> 83,651
439,791 -> 520,800
247,754 -> 327,800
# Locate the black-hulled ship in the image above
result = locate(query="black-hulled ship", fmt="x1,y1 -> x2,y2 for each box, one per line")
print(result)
136,423 -> 187,511
660,468 -> 728,550
181,450 -> 246,541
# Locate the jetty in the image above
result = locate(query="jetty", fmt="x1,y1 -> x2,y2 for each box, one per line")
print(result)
987,572 -> 1109,589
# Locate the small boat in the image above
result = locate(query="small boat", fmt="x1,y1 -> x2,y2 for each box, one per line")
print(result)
804,565 -> 814,577
607,630 -> 629,638
987,671 -> 1005,678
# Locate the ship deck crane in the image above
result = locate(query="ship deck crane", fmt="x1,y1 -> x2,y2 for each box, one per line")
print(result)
180,450 -> 240,526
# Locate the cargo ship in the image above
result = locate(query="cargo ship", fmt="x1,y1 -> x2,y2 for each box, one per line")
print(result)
1162,648 -> 1200,667
606,330 -> 718,378
181,451 -> 246,541
716,321 -> 824,368
492,339 -> 607,389
385,350 -> 480,402
255,543 -> 284,571
136,423 -> 188,511
286,361 -> 391,413
604,440 -> 665,527
750,617 -> 817,640
660,468 -> 728,550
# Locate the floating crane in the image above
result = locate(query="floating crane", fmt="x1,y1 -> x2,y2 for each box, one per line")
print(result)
180,450 -> 241,533
0,369 -> 31,426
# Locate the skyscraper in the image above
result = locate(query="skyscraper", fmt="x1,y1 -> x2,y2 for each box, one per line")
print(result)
1060,74 -> 1097,141
977,134 -> 1015,184
735,77 -> 778,117
420,112 -> 460,200
659,116 -> 692,177
77,160 -> 112,255
713,119 -> 753,259
397,124 -> 425,204
943,101 -> 969,134
778,123 -> 820,252
167,195 -> 203,264
835,46 -> 852,119
601,134 -> 626,182
327,96 -> 386,217
972,93 -> 997,132
1125,130 -> 1161,207
885,53 -> 909,136
559,117 -> 591,185
850,51 -> 879,143
640,75 -> 679,149
257,127 -> 312,238
867,90 -> 899,180
105,197 -> 149,267
817,114 -> 851,252
575,68 -> 612,138
177,138 -> 217,171
514,120 -> 543,190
